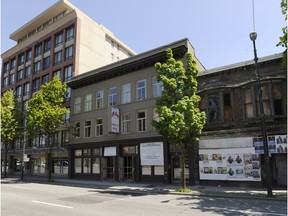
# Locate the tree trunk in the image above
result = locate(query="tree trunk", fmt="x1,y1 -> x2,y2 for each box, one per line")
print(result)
47,134 -> 53,182
180,147 -> 186,189
4,143 -> 8,177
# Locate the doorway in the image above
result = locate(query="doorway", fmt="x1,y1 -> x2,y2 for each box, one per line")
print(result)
171,155 -> 189,182
124,156 -> 134,180
102,157 -> 115,180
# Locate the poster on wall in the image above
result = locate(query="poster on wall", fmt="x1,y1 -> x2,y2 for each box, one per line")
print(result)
199,147 -> 261,181
253,135 -> 287,154
140,142 -> 164,166
108,107 -> 120,134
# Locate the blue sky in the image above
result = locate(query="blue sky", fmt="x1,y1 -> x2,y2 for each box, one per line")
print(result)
1,0 -> 285,69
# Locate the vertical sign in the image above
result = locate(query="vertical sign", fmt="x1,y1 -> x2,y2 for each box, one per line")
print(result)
108,107 -> 119,133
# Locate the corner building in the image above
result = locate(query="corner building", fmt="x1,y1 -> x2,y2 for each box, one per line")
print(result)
1,0 -> 136,176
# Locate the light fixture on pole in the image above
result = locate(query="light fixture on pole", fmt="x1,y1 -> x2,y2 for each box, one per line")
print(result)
249,31 -> 273,197
8,106 -> 27,181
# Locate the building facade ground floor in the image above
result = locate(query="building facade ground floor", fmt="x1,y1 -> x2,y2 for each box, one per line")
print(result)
1,135 -> 286,188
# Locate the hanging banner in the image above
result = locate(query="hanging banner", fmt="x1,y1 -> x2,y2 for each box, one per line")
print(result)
199,147 -> 261,181
108,107 -> 120,133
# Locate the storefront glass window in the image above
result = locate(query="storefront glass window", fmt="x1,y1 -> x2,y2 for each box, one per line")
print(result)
74,158 -> 82,173
154,166 -> 164,175
142,165 -> 151,175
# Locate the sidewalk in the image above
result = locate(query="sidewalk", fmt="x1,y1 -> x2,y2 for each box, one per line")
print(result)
1,175 -> 287,201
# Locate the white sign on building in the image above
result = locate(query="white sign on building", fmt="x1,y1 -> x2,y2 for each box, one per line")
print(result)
140,142 -> 164,165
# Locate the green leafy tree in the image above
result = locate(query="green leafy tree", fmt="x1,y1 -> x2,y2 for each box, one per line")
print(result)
27,77 -> 68,181
153,49 -> 206,190
0,90 -> 22,177
277,0 -> 287,66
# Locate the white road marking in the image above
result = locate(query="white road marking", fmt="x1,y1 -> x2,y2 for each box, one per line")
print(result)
32,200 -> 73,209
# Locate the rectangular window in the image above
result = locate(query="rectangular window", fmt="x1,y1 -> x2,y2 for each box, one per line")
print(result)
3,77 -> 8,87
83,158 -> 91,174
64,107 -> 70,123
84,121 -> 92,138
34,61 -> 41,74
25,66 -> 31,77
66,26 -> 75,41
243,87 -> 254,118
121,83 -> 131,104
55,32 -> 63,47
74,97 -> 81,114
4,62 -> 9,73
64,65 -> 73,81
96,90 -> 104,109
273,84 -> 284,115
26,50 -> 32,61
44,39 -> 51,52
53,69 -> 61,79
42,75 -> 49,84
65,87 -> 71,101
84,94 -> 92,112
121,113 -> 131,134
24,83 -> 30,96
35,44 -> 42,57
152,76 -> 163,97
10,58 -> 16,70
18,53 -> 24,65
223,93 -> 232,121
74,158 -> 82,173
9,74 -> 15,85
75,122 -> 80,138
16,86 -> 22,98
92,158 -> 100,174
54,51 -> 62,65
137,110 -> 146,132
65,45 -> 73,60
208,95 -> 221,122
137,79 -> 146,101
43,56 -> 50,70
96,118 -> 103,136
108,87 -> 117,106
17,69 -> 24,81
33,79 -> 40,92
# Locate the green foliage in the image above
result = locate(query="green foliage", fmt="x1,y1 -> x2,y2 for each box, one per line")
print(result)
27,76 -> 68,138
153,49 -> 206,145
176,188 -> 192,193
0,90 -> 22,144
277,0 -> 287,66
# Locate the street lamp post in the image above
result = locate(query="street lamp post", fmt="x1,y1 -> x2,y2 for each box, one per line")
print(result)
249,32 -> 273,197
8,106 -> 26,180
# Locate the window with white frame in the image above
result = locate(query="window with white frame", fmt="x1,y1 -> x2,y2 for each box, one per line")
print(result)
108,87 -> 117,106
84,94 -> 92,112
152,76 -> 163,97
121,83 -> 131,104
84,120 -> 92,138
137,110 -> 146,132
121,113 -> 131,134
95,118 -> 103,136
74,97 -> 81,114
136,80 -> 146,101
96,90 -> 104,109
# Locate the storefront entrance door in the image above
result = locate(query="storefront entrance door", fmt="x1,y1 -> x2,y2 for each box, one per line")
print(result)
171,155 -> 189,182
102,157 -> 115,180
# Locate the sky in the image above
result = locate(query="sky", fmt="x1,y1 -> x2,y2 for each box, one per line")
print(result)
0,0 -> 285,70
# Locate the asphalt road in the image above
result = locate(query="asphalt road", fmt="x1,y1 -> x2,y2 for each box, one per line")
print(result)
2,181 -> 287,216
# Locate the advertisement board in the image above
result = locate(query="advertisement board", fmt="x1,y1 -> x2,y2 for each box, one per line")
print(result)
140,142 -> 164,165
199,147 -> 261,181
253,135 -> 287,154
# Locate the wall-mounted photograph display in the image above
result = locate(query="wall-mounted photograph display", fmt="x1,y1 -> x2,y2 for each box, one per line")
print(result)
199,147 -> 261,181
253,135 -> 287,154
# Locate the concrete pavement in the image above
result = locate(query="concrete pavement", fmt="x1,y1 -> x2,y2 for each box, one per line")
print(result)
1,175 -> 287,201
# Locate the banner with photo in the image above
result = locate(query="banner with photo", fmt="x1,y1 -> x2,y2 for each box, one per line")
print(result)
253,135 -> 287,154
199,147 -> 261,181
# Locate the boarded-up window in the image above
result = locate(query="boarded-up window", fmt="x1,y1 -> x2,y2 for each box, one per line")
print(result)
243,87 -> 254,118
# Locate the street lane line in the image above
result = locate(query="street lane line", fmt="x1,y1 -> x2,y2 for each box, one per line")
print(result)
32,201 -> 73,209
